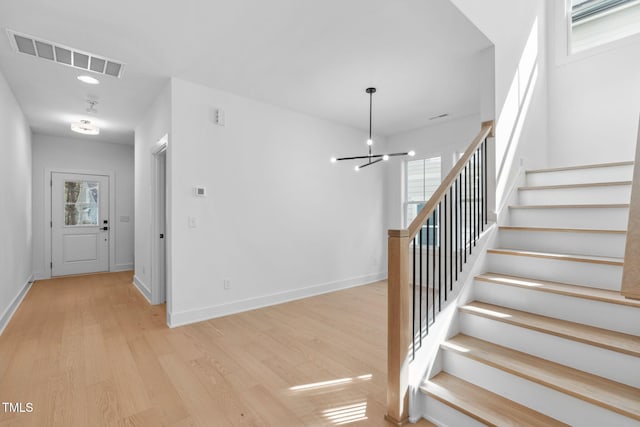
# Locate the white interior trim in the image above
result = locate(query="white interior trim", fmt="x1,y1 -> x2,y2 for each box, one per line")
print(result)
0,274 -> 33,335
167,272 -> 386,328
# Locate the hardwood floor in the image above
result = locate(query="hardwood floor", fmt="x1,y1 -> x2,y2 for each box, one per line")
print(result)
0,272 -> 434,426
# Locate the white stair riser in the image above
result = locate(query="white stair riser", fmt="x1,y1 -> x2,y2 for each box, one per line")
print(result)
526,165 -> 634,186
474,280 -> 640,335
487,252 -> 623,290
460,313 -> 640,389
509,207 -> 629,229
442,349 -> 639,426
498,229 -> 626,258
422,396 -> 486,427
518,185 -> 631,205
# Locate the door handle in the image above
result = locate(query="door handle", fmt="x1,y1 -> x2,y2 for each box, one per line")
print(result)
102,226 -> 109,231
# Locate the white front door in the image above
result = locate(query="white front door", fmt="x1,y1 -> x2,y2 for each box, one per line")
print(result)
51,172 -> 109,276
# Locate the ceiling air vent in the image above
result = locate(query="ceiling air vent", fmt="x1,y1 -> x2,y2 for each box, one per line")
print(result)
6,29 -> 125,78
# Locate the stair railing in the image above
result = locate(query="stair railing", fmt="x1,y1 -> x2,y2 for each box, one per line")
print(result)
386,121 -> 493,425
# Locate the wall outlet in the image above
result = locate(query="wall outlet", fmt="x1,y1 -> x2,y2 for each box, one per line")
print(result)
223,278 -> 232,290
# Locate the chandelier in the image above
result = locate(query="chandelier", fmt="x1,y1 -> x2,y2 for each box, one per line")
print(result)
331,87 -> 415,171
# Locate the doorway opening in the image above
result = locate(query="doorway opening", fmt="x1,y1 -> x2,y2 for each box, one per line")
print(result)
151,136 -> 168,306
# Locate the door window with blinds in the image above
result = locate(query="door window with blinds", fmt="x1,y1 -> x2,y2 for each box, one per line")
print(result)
406,156 -> 442,244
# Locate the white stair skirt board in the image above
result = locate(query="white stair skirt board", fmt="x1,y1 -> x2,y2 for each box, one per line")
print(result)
473,278 -> 640,335
508,205 -> 630,229
518,183 -> 632,205
441,349 -> 639,427
486,251 -> 623,290
525,162 -> 634,186
422,395 -> 487,427
459,312 -> 640,388
498,228 -> 626,258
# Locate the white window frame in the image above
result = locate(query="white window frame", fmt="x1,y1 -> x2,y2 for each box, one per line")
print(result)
404,155 -> 442,246
556,0 -> 640,63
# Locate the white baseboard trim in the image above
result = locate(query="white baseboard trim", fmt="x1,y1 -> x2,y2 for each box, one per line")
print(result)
112,263 -> 134,272
167,272 -> 387,328
133,275 -> 152,304
32,271 -> 49,281
0,274 -> 34,335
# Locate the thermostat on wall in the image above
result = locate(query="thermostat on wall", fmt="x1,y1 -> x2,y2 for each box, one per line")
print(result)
194,187 -> 206,197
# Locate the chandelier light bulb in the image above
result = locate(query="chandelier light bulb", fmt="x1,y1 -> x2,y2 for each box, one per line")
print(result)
408,150 -> 416,157
367,138 -> 373,146
383,154 -> 389,161
330,157 -> 337,163
354,165 -> 360,171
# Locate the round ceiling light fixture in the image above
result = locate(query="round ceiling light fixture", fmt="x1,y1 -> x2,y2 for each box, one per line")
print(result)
77,75 -> 100,85
71,119 -> 100,135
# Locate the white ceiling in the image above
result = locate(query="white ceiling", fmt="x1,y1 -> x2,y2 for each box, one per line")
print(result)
0,0 -> 491,144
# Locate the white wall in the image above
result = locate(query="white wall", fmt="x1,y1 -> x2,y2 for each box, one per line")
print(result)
386,115 -> 482,229
547,1 -> 640,166
134,83 -> 171,302
166,78 -> 386,326
0,70 -> 32,334
450,0 -> 549,209
31,134 -> 135,278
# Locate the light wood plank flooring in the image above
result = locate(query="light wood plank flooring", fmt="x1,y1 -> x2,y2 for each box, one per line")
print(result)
0,271 -> 433,426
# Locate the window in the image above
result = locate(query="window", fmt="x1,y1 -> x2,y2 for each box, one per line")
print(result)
406,156 -> 441,244
64,180 -> 99,226
570,0 -> 640,53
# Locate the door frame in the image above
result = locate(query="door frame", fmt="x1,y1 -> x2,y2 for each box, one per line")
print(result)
44,168 -> 116,279
151,135 -> 168,305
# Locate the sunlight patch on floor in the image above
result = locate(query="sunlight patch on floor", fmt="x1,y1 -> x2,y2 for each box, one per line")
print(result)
322,401 -> 368,425
289,374 -> 372,392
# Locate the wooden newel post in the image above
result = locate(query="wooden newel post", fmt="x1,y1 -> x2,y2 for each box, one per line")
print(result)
622,116 -> 640,300
386,229 -> 411,426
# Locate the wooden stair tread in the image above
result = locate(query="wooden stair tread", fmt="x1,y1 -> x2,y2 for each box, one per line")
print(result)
487,248 -> 623,266
526,161 -> 634,174
421,372 -> 569,427
519,181 -> 632,191
459,301 -> 640,357
509,203 -> 629,209
442,334 -> 640,421
499,226 -> 626,234
476,273 -> 640,308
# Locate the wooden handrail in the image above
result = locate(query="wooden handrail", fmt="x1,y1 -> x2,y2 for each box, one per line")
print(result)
386,120 -> 494,424
621,115 -> 640,300
408,121 -> 493,239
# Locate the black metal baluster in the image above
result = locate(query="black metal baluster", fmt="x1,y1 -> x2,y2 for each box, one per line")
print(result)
426,215 -> 430,333
455,178 -> 458,281
463,166 -> 467,261
468,162 -> 472,256
438,202 -> 442,312
443,194 -> 447,302
459,175 -> 463,272
412,235 -> 416,359
418,226 -> 423,348
432,211 -> 436,320
484,138 -> 488,226
479,144 -> 483,232
475,149 -> 479,244
449,186 -> 453,291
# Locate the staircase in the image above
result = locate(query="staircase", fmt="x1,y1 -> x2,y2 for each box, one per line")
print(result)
418,161 -> 640,426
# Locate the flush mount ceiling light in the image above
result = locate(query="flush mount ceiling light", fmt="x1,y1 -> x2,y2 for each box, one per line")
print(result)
71,119 -> 99,135
331,87 -> 415,171
77,75 -> 100,85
